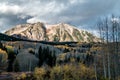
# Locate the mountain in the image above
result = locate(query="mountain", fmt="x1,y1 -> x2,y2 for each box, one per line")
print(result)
5,22 -> 99,42
5,22 -> 46,41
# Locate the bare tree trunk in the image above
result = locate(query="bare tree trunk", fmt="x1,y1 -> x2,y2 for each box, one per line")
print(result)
97,20 -> 107,78
94,54 -> 97,80
111,16 -> 117,79
114,20 -> 119,80
102,42 -> 107,78
105,18 -> 111,80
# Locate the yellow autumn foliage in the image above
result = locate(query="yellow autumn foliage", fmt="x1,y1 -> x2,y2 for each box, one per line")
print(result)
34,67 -> 46,80
0,49 -> 8,71
34,63 -> 95,80
0,49 -> 8,62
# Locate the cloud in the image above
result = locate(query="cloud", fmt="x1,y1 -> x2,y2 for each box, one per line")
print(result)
27,17 -> 41,23
0,3 -> 23,15
0,0 -> 120,33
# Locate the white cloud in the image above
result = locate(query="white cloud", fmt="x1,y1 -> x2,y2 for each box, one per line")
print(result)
70,0 -> 86,4
27,17 -> 41,23
0,3 -> 24,15
23,1 -> 65,17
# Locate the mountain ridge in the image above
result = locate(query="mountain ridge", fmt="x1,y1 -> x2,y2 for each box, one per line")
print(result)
5,22 -> 100,42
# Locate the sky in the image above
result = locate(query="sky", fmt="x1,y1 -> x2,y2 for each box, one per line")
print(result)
0,0 -> 120,35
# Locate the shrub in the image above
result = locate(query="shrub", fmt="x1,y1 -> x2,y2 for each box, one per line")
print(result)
21,73 -> 27,79
5,45 -> 16,72
50,63 -> 95,80
5,45 -> 14,53
50,65 -> 62,80
34,67 -> 46,80
33,63 -> 96,80
16,73 -> 33,80
0,49 -> 8,72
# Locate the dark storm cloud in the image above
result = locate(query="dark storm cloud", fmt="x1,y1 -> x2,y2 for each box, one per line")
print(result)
54,0 -> 117,25
0,0 -> 120,33
0,14 -> 32,32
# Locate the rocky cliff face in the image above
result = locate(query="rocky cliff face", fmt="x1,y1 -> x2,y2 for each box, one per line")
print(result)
5,22 -> 99,42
